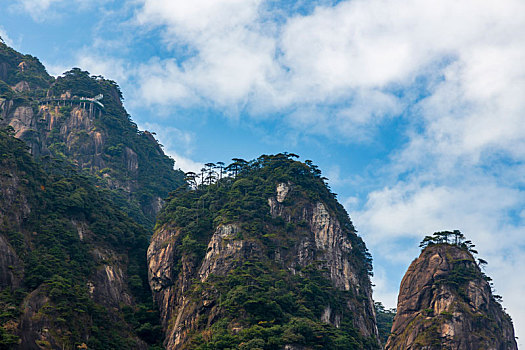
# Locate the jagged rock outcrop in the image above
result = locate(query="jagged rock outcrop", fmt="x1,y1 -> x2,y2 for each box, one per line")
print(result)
13,81 -> 30,93
386,244 -> 517,350
0,98 -> 178,222
88,248 -> 133,308
19,287 -> 55,350
0,42 -> 185,225
148,154 -> 380,349
0,62 -> 8,81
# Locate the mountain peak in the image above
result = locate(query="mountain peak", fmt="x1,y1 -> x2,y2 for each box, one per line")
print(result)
149,155 -> 380,349
386,240 -> 517,349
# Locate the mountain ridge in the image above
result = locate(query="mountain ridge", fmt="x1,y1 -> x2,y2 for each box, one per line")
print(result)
0,40 -> 518,350
0,40 -> 183,349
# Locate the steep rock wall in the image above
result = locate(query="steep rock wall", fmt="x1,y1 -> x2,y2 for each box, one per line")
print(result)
268,184 -> 376,338
0,235 -> 22,289
149,178 -> 379,349
386,244 -> 517,350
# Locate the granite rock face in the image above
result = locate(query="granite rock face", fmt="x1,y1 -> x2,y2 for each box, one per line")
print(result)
0,96 -> 181,222
0,40 -> 184,223
386,244 -> 517,350
0,131 -> 147,349
0,235 -> 22,289
268,184 -> 376,338
148,180 -> 379,349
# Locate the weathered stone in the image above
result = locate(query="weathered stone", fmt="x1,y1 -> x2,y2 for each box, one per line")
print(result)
276,182 -> 290,202
269,195 -> 375,338
149,183 -> 379,349
124,146 -> 138,172
0,93 -> 173,222
71,219 -> 89,241
0,235 -> 23,289
19,288 -> 57,350
89,248 -> 133,308
10,106 -> 35,139
386,244 -> 518,350
0,62 -> 8,81
12,81 -> 30,92
198,223 -> 254,281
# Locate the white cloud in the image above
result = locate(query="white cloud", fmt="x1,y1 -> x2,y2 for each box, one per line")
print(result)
139,122 -> 202,173
43,52 -> 130,85
356,180 -> 523,248
165,150 -> 204,174
135,0 -> 281,111
13,0 -> 525,341
136,58 -> 196,106
140,122 -> 194,153
133,0 -> 525,142
354,147 -> 525,342
11,0 -> 110,21
42,62 -> 70,78
355,175 -> 525,343
0,27 -> 14,47
487,252 -> 525,349
133,4 -> 525,341
76,54 -> 130,84
15,0 -> 62,17
137,0 -> 262,38
372,267 -> 400,310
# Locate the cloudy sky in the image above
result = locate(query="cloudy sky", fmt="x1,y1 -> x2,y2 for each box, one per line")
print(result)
1,0 -> 524,344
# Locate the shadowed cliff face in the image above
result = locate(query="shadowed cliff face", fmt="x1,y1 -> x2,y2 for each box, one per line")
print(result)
0,129 -> 156,349
0,42 -> 185,226
148,155 -> 380,350
386,244 -> 517,350
0,235 -> 22,289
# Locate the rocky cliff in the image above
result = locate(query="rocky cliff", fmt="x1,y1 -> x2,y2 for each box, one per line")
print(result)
0,42 -> 174,348
0,128 -> 165,349
0,42 -> 185,226
386,242 -> 517,350
148,154 -> 380,349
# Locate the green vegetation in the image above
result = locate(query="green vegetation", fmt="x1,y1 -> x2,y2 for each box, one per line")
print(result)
46,68 -> 185,226
158,153 -> 378,349
374,302 -> 395,345
187,262 -> 377,349
0,288 -> 22,348
0,47 -> 185,226
159,153 -> 373,280
0,127 -> 162,348
0,42 -> 188,348
0,41 -> 54,90
419,230 -> 477,254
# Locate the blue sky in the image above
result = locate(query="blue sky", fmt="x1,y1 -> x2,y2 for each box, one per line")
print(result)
1,0 -> 524,344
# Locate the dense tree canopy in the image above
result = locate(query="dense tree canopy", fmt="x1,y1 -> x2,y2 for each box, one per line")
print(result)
0,127 -> 163,348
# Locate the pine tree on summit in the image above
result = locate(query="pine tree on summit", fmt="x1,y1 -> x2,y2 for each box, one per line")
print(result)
418,230 -> 473,251
216,161 -> 225,180
229,158 -> 248,177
